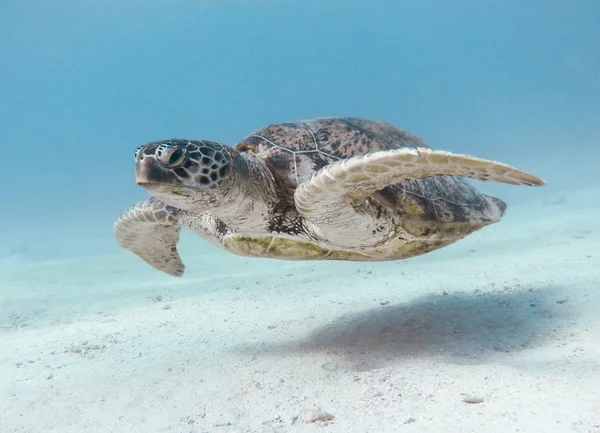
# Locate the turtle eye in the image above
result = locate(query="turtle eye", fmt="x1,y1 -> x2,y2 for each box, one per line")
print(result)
164,147 -> 187,168
134,147 -> 142,161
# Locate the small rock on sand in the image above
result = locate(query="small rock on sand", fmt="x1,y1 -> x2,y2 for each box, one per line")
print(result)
462,395 -> 485,404
295,408 -> 335,424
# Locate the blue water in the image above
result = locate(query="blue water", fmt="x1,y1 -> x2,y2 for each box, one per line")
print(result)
1,0 -> 599,262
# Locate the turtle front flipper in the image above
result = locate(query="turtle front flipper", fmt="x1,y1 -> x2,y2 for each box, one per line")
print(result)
114,197 -> 185,277
294,147 -> 546,247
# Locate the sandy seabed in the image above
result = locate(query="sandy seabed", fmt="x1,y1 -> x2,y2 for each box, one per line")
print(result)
1,187 -> 599,433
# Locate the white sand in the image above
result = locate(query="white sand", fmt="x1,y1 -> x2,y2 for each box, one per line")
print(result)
1,187 -> 599,433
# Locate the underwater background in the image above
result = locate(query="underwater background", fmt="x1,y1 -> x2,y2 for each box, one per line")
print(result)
2,2 -> 600,432
1,0 -> 599,266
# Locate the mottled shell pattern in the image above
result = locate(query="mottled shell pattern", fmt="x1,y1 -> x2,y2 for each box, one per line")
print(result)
234,117 -> 500,225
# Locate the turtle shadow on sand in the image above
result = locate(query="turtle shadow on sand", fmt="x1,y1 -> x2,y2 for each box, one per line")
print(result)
242,286 -> 571,371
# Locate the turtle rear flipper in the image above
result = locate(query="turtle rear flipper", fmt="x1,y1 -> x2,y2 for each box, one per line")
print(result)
114,197 -> 185,277
294,147 -> 545,246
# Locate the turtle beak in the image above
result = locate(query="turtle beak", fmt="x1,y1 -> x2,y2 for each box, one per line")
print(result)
135,156 -> 175,186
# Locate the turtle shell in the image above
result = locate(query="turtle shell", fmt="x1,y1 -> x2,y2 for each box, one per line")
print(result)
235,117 -> 427,184
234,117 -> 505,226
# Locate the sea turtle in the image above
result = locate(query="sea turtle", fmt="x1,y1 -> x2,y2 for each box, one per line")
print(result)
114,117 -> 545,277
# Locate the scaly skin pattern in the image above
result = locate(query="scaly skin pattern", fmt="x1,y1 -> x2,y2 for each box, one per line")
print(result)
114,197 -> 185,277
114,117 -> 545,276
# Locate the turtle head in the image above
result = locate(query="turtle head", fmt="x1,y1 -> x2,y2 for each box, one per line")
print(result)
134,139 -> 234,210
